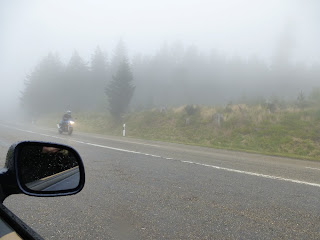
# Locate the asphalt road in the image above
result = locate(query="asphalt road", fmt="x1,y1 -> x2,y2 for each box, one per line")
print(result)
40,170 -> 80,192
1,123 -> 320,239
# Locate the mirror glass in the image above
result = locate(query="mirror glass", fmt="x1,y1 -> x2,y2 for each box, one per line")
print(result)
18,144 -> 80,192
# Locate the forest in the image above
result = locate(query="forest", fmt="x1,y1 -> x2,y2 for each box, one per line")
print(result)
20,40 -> 320,119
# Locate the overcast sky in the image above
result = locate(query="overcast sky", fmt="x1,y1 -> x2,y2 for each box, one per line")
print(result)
1,0 -> 320,112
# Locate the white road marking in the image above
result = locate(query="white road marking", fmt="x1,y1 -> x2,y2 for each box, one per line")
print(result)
88,135 -> 163,148
0,124 -> 163,158
2,123 -> 320,188
181,161 -> 320,188
76,141 -> 162,158
34,126 -> 164,148
305,167 -> 320,171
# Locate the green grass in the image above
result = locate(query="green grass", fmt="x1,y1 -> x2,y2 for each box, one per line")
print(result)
37,105 -> 320,161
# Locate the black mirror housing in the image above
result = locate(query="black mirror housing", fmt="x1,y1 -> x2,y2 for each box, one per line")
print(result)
1,141 -> 85,199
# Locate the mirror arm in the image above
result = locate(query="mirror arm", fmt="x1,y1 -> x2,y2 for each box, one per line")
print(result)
0,168 -> 20,202
0,186 -> 6,203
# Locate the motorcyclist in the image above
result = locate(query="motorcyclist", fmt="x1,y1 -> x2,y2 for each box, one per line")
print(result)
59,110 -> 72,128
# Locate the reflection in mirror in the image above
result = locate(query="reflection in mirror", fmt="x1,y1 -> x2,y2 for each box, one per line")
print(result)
18,144 -> 80,192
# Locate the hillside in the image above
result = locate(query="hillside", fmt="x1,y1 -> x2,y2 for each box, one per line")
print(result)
38,104 -> 320,161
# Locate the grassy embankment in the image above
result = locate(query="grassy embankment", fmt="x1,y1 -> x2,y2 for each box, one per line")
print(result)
38,105 -> 320,161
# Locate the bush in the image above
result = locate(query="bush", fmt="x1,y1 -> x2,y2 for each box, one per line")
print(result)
184,105 -> 199,116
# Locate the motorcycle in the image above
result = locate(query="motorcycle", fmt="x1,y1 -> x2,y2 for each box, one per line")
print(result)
57,119 -> 74,135
0,141 -> 85,239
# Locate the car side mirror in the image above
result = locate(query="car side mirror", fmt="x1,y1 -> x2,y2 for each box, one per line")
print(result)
2,141 -> 85,198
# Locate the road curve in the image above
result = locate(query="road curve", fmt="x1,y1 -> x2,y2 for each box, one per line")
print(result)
1,123 -> 320,239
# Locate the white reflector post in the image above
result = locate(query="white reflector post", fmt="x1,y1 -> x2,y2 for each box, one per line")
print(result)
123,124 -> 126,137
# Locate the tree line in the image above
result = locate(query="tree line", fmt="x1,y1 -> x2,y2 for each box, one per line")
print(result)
21,41 -> 134,119
20,40 -> 320,118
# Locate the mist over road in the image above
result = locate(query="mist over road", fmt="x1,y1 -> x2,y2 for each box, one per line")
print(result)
1,123 -> 320,239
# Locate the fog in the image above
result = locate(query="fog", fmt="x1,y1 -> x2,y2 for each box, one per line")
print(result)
1,0 -> 320,118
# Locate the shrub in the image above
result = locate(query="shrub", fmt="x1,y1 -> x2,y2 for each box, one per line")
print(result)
184,105 -> 199,116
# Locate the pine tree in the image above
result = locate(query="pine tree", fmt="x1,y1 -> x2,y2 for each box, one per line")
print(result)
105,59 -> 135,119
90,46 -> 109,109
20,53 -> 64,115
110,40 -> 127,74
64,50 -> 89,111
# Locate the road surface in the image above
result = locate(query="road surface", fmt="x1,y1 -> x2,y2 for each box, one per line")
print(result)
0,123 -> 320,239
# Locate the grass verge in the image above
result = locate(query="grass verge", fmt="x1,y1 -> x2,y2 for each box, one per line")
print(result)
36,105 -> 320,161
